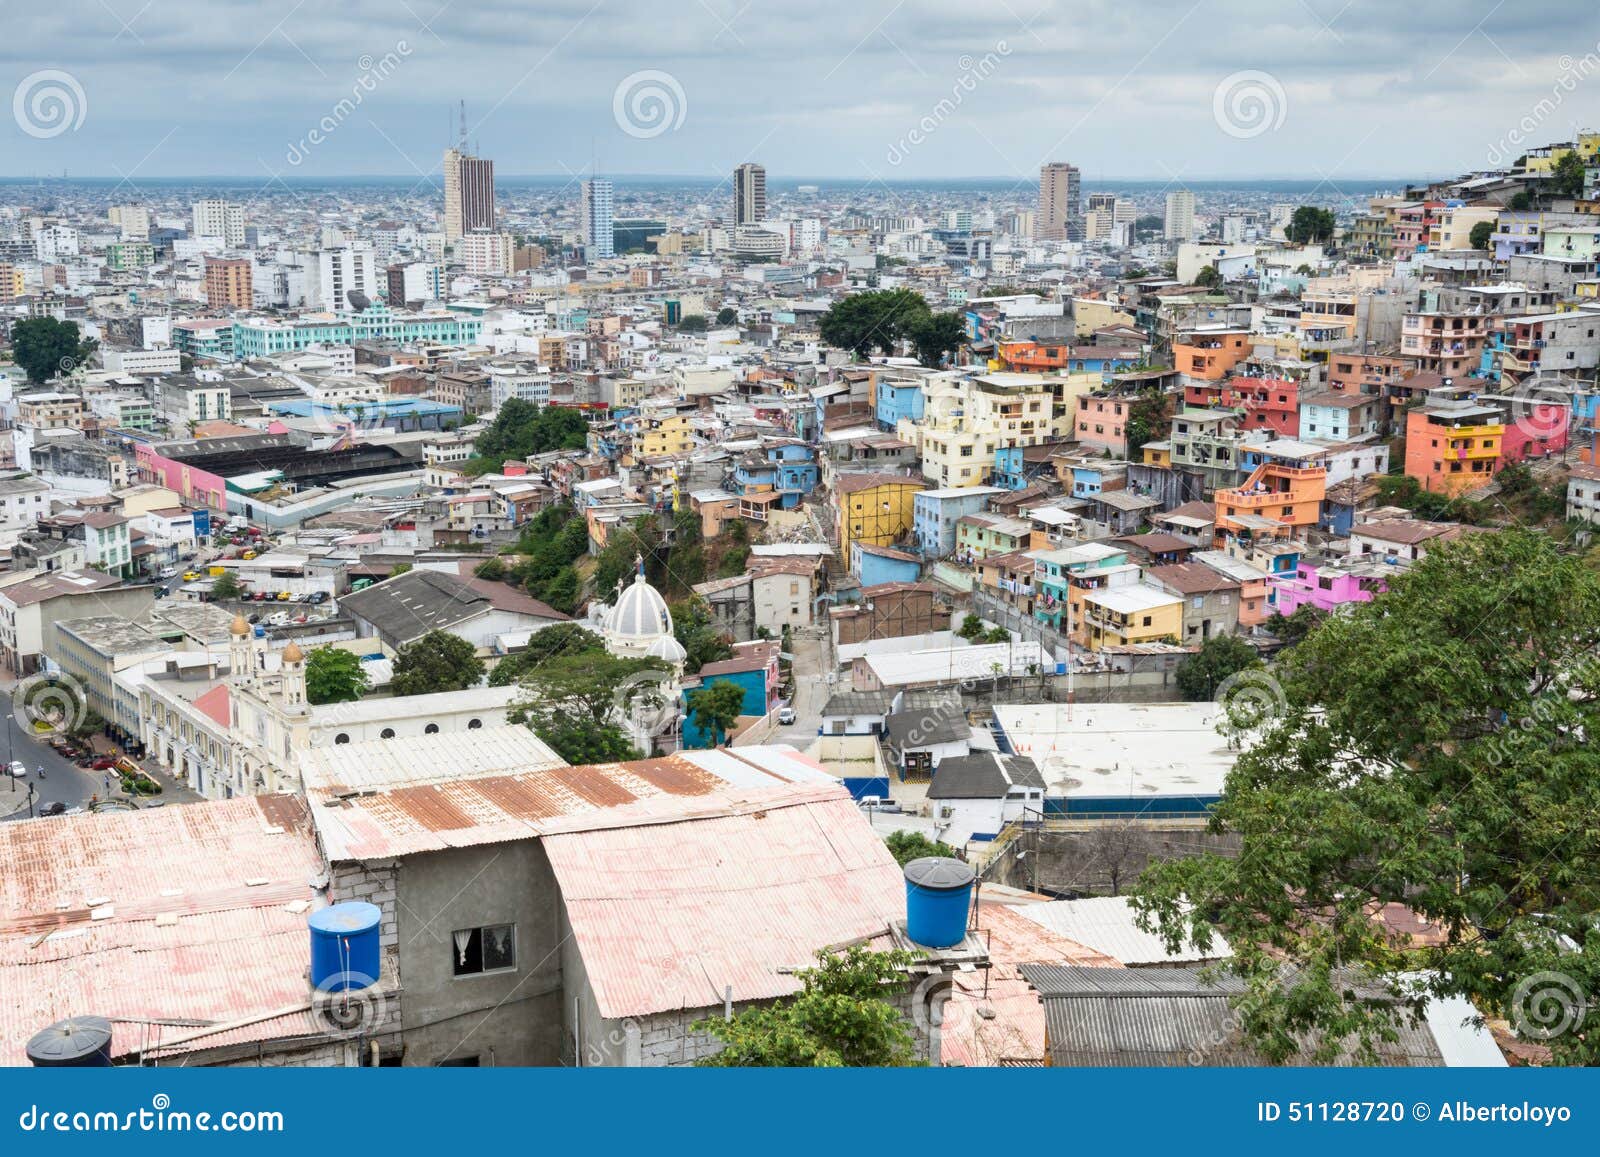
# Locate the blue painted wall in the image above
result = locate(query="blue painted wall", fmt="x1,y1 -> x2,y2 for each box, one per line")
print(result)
681,672 -> 769,748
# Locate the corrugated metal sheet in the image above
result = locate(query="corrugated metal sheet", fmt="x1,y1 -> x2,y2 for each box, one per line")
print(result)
312,745 -> 848,862
0,797 -> 326,1065
544,794 -> 906,1019
1022,965 -> 1478,1067
1014,896 -> 1232,965
300,725 -> 566,796
938,903 -> 1121,1068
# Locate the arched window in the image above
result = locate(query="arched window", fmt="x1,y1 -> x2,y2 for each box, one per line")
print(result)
334,733 -> 350,745
424,723 -> 440,735
380,728 -> 395,739
467,718 -> 482,730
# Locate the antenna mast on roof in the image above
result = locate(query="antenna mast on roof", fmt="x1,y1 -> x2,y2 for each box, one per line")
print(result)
458,100 -> 468,152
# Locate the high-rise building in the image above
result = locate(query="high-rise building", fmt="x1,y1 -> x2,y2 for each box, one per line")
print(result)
0,262 -> 23,304
204,256 -> 254,310
311,247 -> 379,312
1165,190 -> 1197,242
582,179 -> 615,260
110,205 -> 150,241
443,148 -> 495,243
1084,194 -> 1136,242
733,162 -> 766,226
192,200 -> 245,248
1035,162 -> 1082,241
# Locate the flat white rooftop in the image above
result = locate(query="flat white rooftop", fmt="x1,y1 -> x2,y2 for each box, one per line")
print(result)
993,702 -> 1236,799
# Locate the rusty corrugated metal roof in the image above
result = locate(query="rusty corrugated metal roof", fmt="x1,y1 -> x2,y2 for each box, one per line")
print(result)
0,796 -> 327,1065
310,745 -> 841,862
544,793 -> 906,1019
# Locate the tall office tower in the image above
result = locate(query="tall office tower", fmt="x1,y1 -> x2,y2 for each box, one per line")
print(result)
204,256 -> 253,309
443,148 -> 495,242
1165,189 -> 1197,242
1035,162 -> 1081,241
733,162 -> 767,226
192,200 -> 245,248
582,179 -> 615,260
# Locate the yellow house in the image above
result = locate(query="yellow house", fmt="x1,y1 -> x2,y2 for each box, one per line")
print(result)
631,414 -> 693,461
834,472 -> 925,557
1071,297 -> 1138,337
1142,440 -> 1172,468
1080,583 -> 1183,651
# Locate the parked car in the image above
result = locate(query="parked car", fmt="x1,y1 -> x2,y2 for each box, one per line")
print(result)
308,591 -> 329,604
181,571 -> 201,582
777,707 -> 797,725
158,566 -> 177,579
89,756 -> 117,771
277,591 -> 291,601
6,761 -> 25,778
40,801 -> 68,817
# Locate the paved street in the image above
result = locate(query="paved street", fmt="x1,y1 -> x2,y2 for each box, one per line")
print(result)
0,705 -> 108,820
773,626 -> 832,747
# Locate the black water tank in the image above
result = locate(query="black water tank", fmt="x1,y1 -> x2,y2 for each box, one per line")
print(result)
27,1017 -> 113,1067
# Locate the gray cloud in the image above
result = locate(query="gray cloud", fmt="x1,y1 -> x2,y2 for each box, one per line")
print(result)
4,0 -> 1598,179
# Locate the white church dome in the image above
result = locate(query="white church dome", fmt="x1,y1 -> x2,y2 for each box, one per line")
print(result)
642,632 -> 688,665
607,566 -> 673,640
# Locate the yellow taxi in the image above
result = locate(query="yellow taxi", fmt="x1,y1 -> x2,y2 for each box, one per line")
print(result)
181,571 -> 201,582
276,591 -> 291,601
242,549 -> 258,560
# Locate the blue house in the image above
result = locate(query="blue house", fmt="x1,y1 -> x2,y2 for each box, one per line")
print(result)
875,378 -> 925,431
913,486 -> 1008,558
681,658 -> 771,748
852,542 -> 922,587
992,447 -> 1028,490
728,441 -> 818,509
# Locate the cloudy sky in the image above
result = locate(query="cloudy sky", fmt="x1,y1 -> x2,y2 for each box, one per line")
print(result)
4,0 -> 1598,182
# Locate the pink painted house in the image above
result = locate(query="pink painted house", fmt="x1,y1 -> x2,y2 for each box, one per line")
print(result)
1271,560 -> 1389,616
135,443 -> 229,510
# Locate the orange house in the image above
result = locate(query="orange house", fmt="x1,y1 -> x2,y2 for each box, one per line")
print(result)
1173,327 -> 1251,381
1215,447 -> 1327,544
1404,403 -> 1504,495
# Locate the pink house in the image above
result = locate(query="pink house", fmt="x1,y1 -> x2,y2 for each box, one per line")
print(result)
1074,394 -> 1133,456
1271,561 -> 1388,616
135,444 -> 229,510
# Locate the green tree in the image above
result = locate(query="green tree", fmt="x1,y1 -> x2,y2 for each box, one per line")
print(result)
10,317 -> 97,383
884,830 -> 957,865
389,562 -> 412,577
1468,219 -> 1496,251
695,946 -> 921,1067
593,515 -> 664,597
474,556 -> 507,581
1123,388 -> 1171,459
1552,151 -> 1588,198
1285,206 -> 1336,245
305,647 -> 370,705
678,313 -> 709,332
672,597 -> 732,672
818,289 -> 931,358
1174,634 -> 1261,701
908,311 -> 967,368
716,307 -> 738,326
957,614 -> 985,641
685,679 -> 747,747
488,623 -> 605,686
1510,190 -> 1534,211
1193,264 -> 1224,289
509,651 -> 670,762
1264,604 -> 1327,647
1134,529 -> 1600,1065
389,630 -> 485,696
472,400 -> 590,470
210,572 -> 242,601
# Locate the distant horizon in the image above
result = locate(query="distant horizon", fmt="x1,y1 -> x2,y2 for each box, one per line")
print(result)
0,173 -> 1426,189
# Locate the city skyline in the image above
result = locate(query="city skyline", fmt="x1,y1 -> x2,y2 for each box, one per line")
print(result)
6,1 -> 1598,182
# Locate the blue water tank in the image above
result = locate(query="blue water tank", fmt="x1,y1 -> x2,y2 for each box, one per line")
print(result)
903,857 -> 975,948
308,901 -> 382,992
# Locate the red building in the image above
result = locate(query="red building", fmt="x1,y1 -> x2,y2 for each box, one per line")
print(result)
1182,376 -> 1300,439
